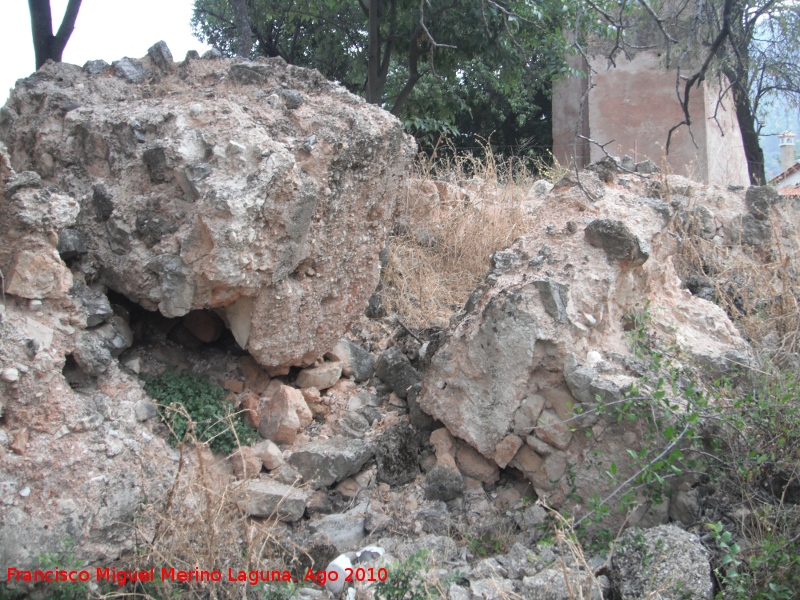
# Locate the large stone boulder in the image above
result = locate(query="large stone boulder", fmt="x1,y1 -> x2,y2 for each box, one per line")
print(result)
418,172 -> 749,516
610,525 -> 713,599
0,47 -> 415,370
0,43 -> 413,571
0,143 -> 180,570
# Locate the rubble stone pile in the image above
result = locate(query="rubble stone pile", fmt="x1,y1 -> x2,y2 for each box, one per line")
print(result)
5,41 -> 795,599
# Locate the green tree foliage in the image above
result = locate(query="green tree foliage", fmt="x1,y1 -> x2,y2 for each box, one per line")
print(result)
191,0 -> 572,155
681,0 -> 800,183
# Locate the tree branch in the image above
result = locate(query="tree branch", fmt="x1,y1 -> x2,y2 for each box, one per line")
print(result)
390,26 -> 423,115
666,0 -> 734,153
53,0 -> 82,56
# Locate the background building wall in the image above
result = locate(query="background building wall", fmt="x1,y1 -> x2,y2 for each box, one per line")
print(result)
552,52 -> 591,169
703,78 -> 751,186
553,51 -> 750,187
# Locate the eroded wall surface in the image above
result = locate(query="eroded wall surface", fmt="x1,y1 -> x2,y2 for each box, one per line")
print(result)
553,51 -> 749,186
703,78 -> 750,186
552,51 -> 590,169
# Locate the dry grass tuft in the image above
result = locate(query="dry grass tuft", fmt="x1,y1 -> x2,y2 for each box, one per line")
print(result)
382,143 -> 538,329
122,437 -> 303,599
669,188 -> 800,359
543,504 -> 610,600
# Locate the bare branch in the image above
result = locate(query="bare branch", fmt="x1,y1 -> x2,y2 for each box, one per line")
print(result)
667,0 -> 734,154
709,77 -> 736,137
578,135 -> 652,178
636,0 -> 677,45
53,0 -> 82,55
573,423 -> 692,529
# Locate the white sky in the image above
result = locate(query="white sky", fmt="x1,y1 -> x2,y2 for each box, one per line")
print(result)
0,0 -> 210,105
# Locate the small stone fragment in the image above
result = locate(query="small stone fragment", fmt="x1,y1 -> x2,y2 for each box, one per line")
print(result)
10,429 -> 29,455
202,47 -> 223,59
634,159 -> 659,174
113,58 -> 144,84
494,434 -> 523,469
327,338 -> 376,383
239,480 -> 307,521
334,410 -> 370,438
258,384 -> 302,444
1,368 -> 20,383
534,409 -> 572,450
239,390 -> 260,428
224,380 -> 244,394
424,464 -> 464,501
287,438 -> 374,486
585,219 -> 649,267
280,89 -> 304,109
456,444 -> 499,484
374,346 -> 421,399
6,249 -> 72,299
241,355 -> 271,393
296,362 -> 343,390
610,525 -> 713,600
82,60 -> 109,76
375,424 -> 419,485
231,447 -> 262,479
133,400 -> 157,421
147,41 -> 173,72
57,229 -> 87,260
252,439 -> 284,470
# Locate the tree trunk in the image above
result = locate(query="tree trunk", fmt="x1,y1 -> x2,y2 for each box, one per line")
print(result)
366,0 -> 381,104
726,71 -> 766,185
231,0 -> 252,58
390,27 -> 422,116
736,97 -> 766,185
28,0 -> 83,70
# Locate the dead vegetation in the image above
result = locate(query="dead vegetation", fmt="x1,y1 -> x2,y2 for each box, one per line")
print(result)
668,180 -> 800,360
11,154 -> 798,600
123,441 -> 302,600
381,143 -> 548,329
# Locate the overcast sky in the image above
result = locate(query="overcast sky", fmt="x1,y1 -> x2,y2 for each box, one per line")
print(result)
0,0 -> 210,105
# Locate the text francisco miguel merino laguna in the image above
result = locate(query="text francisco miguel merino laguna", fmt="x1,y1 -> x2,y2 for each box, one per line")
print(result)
7,566 -> 298,586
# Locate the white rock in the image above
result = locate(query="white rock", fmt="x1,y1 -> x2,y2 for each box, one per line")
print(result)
325,553 -> 352,595
1,368 -> 20,383
252,439 -> 284,470
355,545 -> 385,563
586,350 -> 602,365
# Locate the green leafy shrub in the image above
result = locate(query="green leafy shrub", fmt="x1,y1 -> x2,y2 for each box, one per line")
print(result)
374,550 -> 460,600
466,531 -> 508,558
1,546 -> 106,600
573,300 -> 800,599
143,369 -> 257,455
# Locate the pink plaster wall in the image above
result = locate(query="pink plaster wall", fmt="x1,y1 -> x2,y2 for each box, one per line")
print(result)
552,51 -> 749,187
552,52 -> 590,168
588,52 -> 709,178
703,80 -> 750,186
